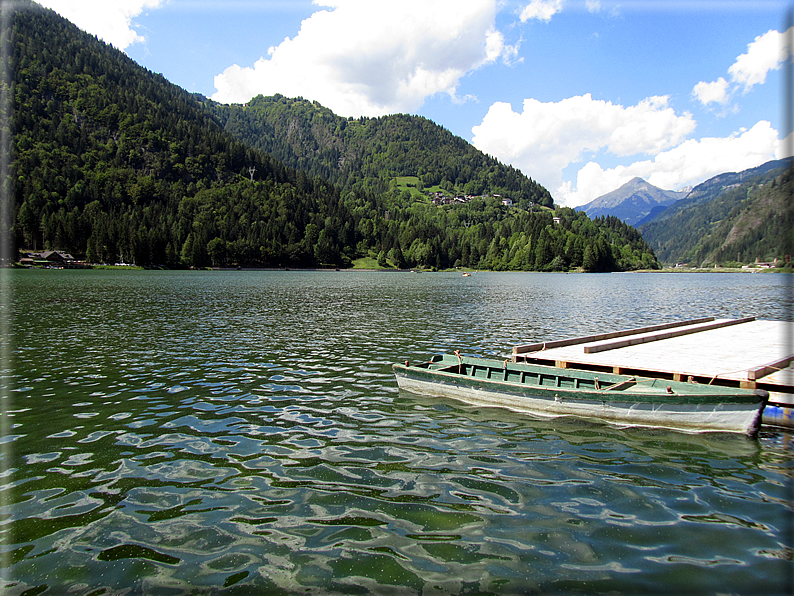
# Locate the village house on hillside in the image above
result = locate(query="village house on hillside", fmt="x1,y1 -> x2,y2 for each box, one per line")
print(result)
429,192 -> 514,207
430,192 -> 469,205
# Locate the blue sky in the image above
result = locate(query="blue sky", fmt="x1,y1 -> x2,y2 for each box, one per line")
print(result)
37,0 -> 793,207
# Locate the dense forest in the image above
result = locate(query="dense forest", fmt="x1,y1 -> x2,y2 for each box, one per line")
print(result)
5,1 -> 659,272
209,94 -> 554,210
638,162 -> 793,266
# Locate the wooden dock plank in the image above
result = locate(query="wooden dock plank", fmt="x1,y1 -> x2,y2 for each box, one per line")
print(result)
512,319 -> 794,403
583,317 -> 755,354
512,317 -> 715,355
748,355 -> 794,381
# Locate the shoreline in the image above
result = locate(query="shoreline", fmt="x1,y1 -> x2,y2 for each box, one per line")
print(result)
8,264 -> 791,274
630,267 -> 792,274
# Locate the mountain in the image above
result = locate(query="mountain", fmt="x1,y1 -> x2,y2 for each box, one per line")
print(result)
637,158 -> 792,227
637,159 -> 793,265
8,0 -> 354,268
575,177 -> 687,226
6,0 -> 659,272
208,94 -> 554,209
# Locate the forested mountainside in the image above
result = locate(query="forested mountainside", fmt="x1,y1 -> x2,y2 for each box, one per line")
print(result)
209,94 -> 554,209
9,1 -> 343,268
662,159 -> 791,219
638,161 -> 793,266
6,0 -> 659,271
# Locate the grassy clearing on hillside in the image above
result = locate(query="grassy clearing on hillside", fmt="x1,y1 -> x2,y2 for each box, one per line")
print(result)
394,176 -> 421,187
393,176 -> 426,200
392,176 -> 450,200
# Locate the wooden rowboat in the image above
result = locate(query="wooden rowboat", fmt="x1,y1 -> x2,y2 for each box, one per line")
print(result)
393,354 -> 768,436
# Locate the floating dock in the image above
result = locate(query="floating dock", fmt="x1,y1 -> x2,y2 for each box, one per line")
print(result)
512,317 -> 793,429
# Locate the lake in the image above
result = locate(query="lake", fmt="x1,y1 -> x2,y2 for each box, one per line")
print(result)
2,269 -> 792,594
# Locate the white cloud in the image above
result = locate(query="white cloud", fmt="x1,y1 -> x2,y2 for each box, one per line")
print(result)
729,27 -> 792,91
36,0 -> 166,50
471,93 -> 695,203
693,27 -> 793,107
519,0 -> 564,22
692,77 -> 729,106
585,0 -> 601,13
212,0 -> 511,116
778,131 -> 794,160
558,120 -> 779,207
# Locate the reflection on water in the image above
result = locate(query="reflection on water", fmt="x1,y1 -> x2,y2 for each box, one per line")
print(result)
3,270 -> 793,594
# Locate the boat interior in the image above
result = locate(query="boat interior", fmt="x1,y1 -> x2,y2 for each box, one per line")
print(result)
409,355 -> 760,398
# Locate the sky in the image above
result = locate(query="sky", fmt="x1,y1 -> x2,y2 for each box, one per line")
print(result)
34,0 -> 794,208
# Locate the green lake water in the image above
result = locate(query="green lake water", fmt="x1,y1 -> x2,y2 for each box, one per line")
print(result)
1,269 -> 792,594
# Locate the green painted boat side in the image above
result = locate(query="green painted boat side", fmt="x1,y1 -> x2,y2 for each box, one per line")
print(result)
394,354 -> 764,406
393,354 -> 766,435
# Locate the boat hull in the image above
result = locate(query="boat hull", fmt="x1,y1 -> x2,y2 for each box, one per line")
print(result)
393,356 -> 765,436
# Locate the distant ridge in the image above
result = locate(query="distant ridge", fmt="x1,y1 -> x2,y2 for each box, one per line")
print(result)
209,94 -> 554,209
638,158 -> 793,227
637,158 -> 793,265
575,178 -> 687,225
